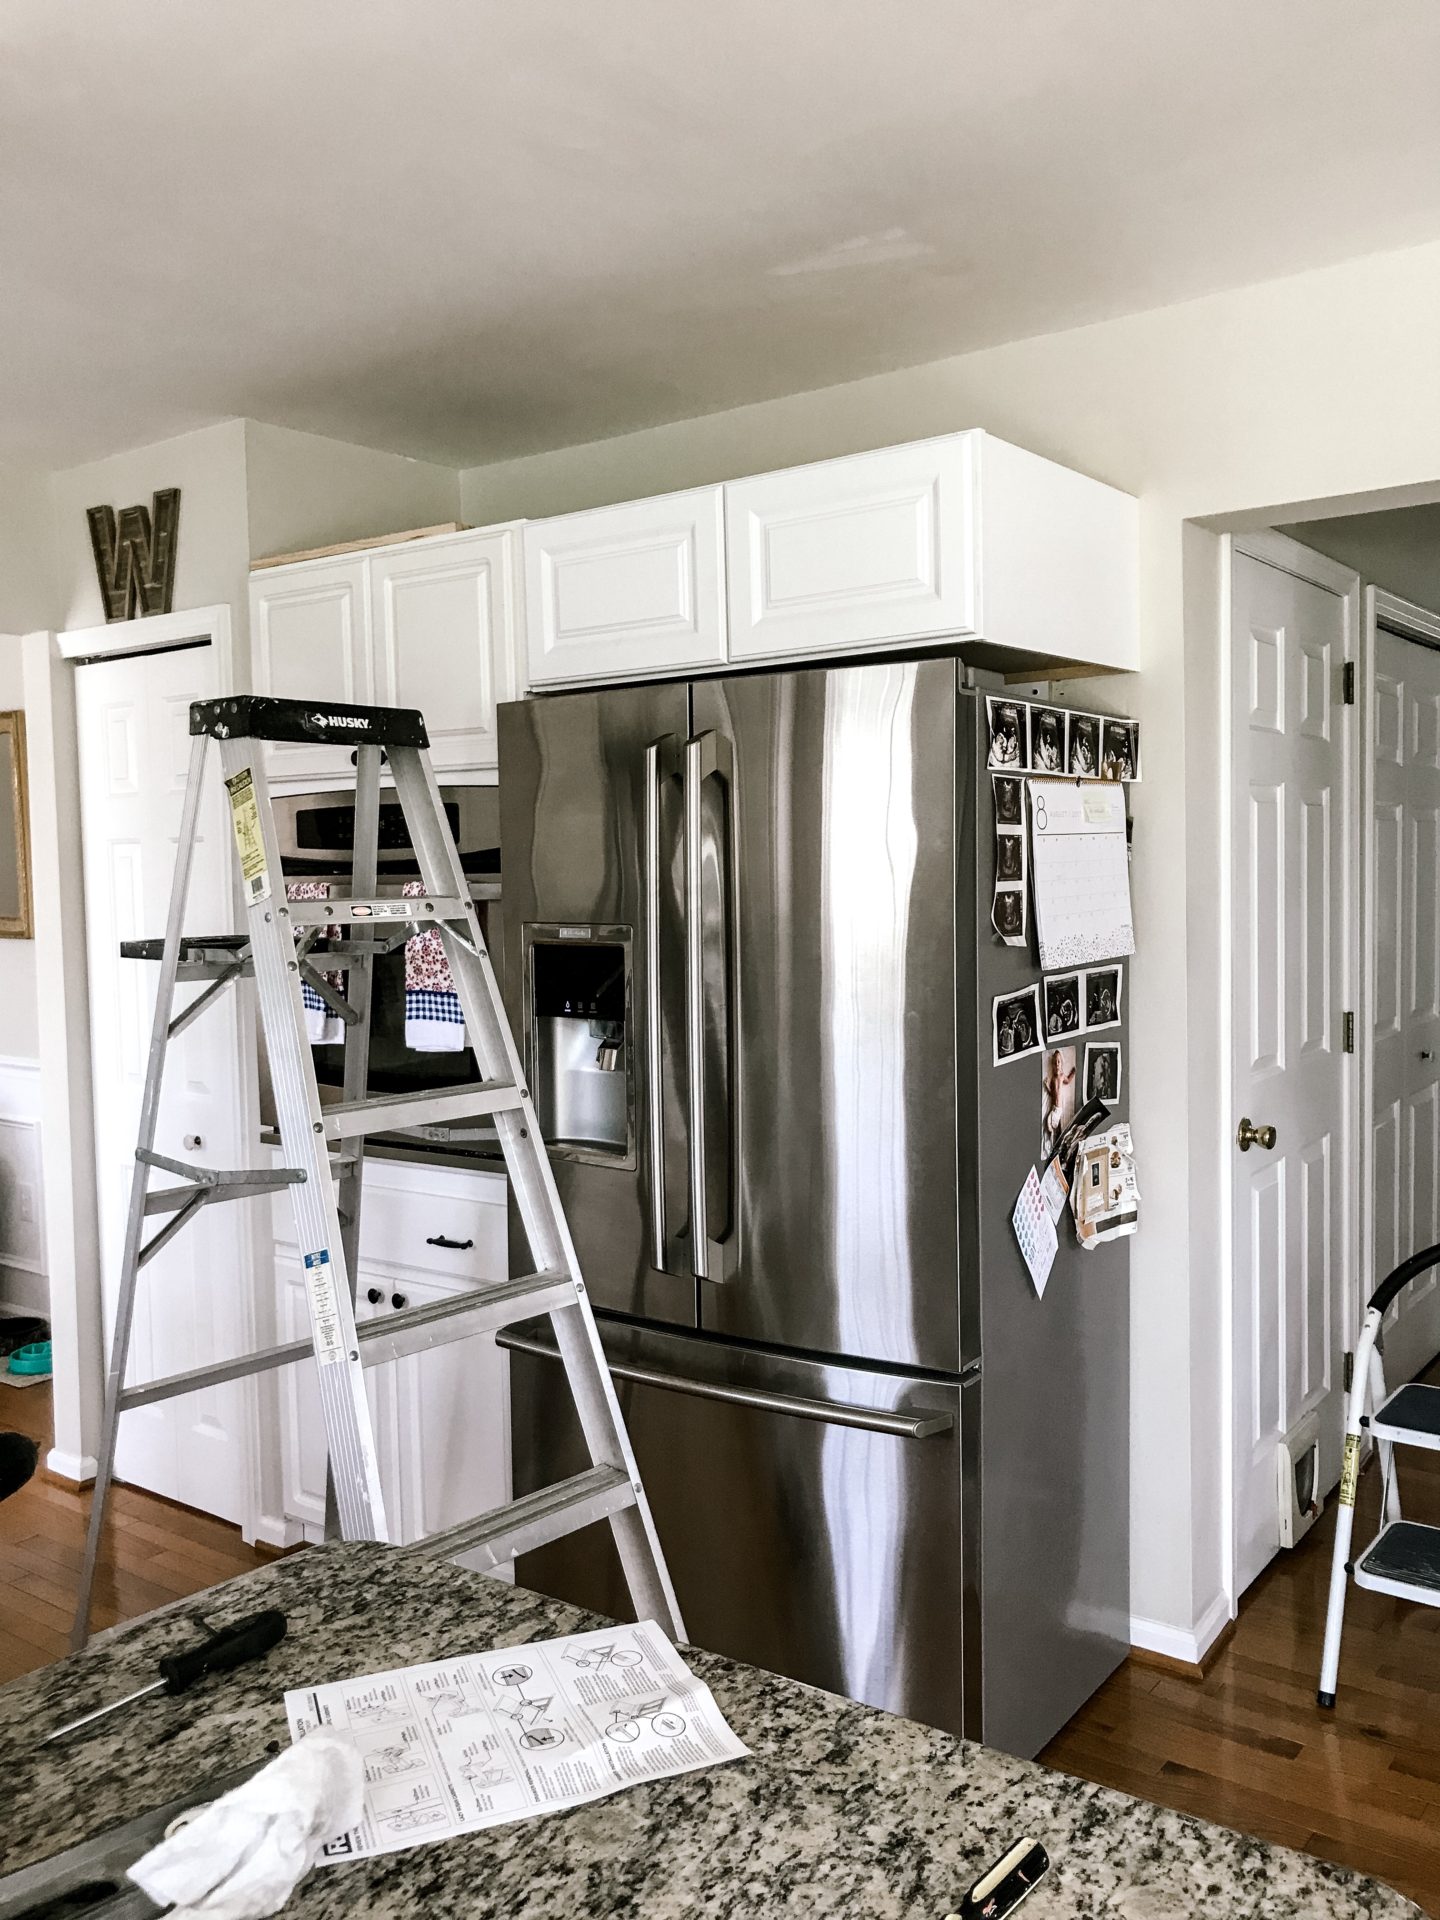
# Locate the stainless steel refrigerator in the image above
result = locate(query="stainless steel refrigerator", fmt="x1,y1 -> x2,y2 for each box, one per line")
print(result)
496,658 -> 1129,1760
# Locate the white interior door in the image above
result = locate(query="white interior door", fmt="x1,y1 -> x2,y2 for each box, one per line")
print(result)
76,644 -> 252,1522
1231,543 -> 1353,1597
1370,623 -> 1440,1382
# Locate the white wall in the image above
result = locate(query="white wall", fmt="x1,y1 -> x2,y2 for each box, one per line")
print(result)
244,421 -> 460,563
1277,504 -> 1440,614
461,236 -> 1440,1654
49,420 -> 252,631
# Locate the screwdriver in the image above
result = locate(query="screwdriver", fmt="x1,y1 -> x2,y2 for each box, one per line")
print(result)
41,1608 -> 288,1745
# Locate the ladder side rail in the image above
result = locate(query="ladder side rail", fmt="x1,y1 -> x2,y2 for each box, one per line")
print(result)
386,744 -> 685,1639
1318,1304 -> 1388,1705
337,744 -> 382,1285
216,737 -> 388,1543
72,734 -> 212,1648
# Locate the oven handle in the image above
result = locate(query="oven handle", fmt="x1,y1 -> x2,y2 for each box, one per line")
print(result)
496,1328 -> 956,1439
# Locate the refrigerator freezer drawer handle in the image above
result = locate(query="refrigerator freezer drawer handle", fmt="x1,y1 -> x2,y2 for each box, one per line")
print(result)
496,1330 -> 955,1439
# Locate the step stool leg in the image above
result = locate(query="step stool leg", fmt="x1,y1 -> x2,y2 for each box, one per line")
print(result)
72,736 -> 210,1648
1318,1306 -> 1381,1706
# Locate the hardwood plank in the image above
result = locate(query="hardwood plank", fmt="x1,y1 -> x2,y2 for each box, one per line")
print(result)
1044,1369 -> 1440,1917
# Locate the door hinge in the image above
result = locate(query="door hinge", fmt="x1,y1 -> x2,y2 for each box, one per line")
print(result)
1344,1350 -> 1355,1393
1341,661 -> 1356,705
1342,1010 -> 1355,1053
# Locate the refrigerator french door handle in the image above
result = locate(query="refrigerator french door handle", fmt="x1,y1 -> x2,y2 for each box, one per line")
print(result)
684,729 -> 733,1282
497,1328 -> 955,1439
644,737 -> 679,1274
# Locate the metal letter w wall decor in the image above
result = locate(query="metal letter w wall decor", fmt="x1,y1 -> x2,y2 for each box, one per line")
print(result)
86,487 -> 181,621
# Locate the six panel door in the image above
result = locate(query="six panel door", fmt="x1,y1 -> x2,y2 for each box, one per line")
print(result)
1230,550 -> 1350,1597
1370,625 -> 1440,1382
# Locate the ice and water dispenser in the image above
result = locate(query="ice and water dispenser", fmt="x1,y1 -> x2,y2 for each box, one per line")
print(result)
523,925 -> 634,1165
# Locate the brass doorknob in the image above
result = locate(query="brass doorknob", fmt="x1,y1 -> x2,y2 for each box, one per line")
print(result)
1236,1116 -> 1277,1152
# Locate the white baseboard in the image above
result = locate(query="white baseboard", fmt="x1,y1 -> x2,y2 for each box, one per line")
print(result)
249,1510 -> 306,1550
47,1446 -> 97,1484
1130,1590 -> 1233,1666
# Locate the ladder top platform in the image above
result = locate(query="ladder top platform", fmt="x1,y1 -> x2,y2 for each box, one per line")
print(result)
189,694 -> 429,750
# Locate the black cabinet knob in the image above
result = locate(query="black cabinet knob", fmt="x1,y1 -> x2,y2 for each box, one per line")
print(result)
366,1287 -> 383,1305
391,1292 -> 408,1311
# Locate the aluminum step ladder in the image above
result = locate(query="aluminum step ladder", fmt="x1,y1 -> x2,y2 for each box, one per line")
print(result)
72,694 -> 684,1649
1318,1242 -> 1440,1706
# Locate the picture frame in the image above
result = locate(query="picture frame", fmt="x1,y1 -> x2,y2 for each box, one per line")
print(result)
0,713 -> 33,939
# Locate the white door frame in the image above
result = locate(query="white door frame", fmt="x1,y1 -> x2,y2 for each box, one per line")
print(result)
56,602 -> 273,1543
1220,531 -> 1362,1614
1362,586 -> 1440,1337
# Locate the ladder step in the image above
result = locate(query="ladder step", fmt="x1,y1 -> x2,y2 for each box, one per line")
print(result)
359,1271 -> 575,1365
286,895 -> 466,927
1371,1382 -> 1440,1452
117,1272 -> 576,1410
1354,1519 -> 1440,1603
322,1082 -> 522,1138
399,1465 -> 636,1571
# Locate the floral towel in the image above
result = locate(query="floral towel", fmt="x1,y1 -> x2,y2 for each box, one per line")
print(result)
287,880 -> 345,1047
404,881 -> 467,1052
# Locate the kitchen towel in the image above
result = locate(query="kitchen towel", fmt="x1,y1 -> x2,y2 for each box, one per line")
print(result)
286,881 -> 345,1047
127,1732 -> 363,1920
404,880 -> 467,1051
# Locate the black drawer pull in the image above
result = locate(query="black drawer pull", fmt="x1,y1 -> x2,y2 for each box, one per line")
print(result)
425,1234 -> 474,1251
366,1287 -> 384,1305
390,1292 -> 408,1311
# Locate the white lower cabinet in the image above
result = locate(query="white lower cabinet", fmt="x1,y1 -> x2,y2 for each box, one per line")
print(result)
275,1162 -> 511,1548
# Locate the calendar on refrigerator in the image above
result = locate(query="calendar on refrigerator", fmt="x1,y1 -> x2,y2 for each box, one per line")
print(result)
1027,779 -> 1135,970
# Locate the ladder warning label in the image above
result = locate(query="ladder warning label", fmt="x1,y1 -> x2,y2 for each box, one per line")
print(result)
224,768 -> 271,904
303,1249 -> 346,1365
1339,1431 -> 1361,1508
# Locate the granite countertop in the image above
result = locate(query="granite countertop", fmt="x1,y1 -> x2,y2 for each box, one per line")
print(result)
0,1543 -> 1418,1919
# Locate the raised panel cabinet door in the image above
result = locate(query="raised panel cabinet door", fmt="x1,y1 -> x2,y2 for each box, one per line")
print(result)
248,558 -> 371,781
371,530 -> 519,772
725,437 -> 976,662
523,487 -> 726,686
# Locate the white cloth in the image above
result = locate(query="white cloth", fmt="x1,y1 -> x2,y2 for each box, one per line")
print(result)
127,1733 -> 363,1920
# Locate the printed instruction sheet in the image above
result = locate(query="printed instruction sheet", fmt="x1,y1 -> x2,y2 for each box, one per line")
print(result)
286,1620 -> 750,1860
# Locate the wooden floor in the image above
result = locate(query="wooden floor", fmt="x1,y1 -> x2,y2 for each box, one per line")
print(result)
1044,1430 -> 1440,1916
2,1383 -> 1436,1911
0,1380 -> 274,1683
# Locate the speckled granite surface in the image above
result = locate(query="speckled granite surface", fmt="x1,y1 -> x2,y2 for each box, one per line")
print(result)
0,1543 -> 1418,1917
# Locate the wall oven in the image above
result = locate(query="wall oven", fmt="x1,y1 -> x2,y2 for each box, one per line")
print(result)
257,785 -> 504,1162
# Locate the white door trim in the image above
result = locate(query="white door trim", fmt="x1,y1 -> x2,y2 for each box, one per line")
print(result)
1361,588 -> 1440,1351
1220,530 -> 1362,1615
57,602 -> 234,664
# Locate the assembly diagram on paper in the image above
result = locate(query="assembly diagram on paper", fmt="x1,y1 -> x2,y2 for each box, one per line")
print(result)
285,1619 -> 749,1859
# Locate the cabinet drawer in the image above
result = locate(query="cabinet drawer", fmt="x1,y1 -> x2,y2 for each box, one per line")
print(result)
524,488 -> 726,686
725,437 -> 976,662
359,1167 -> 508,1281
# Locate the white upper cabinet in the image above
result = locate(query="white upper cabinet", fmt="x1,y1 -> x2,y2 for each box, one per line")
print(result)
249,526 -> 523,784
249,558 -> 371,782
523,487 -> 727,686
371,530 -> 519,772
725,438 -> 975,662
725,433 -> 1139,673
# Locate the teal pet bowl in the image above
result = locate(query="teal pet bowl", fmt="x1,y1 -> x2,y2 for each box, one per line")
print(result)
9,1340 -> 51,1377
